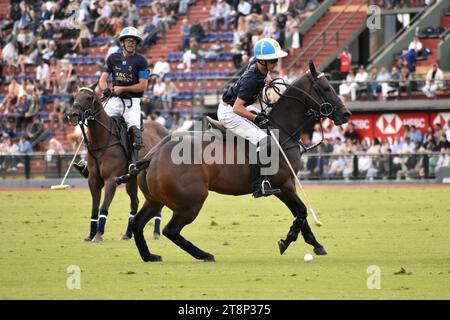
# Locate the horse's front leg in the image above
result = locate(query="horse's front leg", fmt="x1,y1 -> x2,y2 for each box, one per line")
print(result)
92,178 -> 117,243
122,177 -> 139,240
86,177 -> 103,241
276,182 -> 327,256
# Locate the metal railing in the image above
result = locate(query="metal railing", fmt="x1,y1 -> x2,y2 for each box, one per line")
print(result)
1,152 -> 448,181
287,0 -> 367,70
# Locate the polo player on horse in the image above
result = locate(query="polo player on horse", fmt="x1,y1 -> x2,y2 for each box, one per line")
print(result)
219,37 -> 288,198
74,26 -> 150,176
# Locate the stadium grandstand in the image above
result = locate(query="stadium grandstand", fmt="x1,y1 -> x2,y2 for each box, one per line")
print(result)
0,0 -> 449,183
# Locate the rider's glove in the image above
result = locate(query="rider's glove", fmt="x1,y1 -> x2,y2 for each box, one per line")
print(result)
253,113 -> 270,130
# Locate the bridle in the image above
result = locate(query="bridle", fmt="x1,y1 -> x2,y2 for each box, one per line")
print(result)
261,72 -> 341,153
68,87 -> 121,168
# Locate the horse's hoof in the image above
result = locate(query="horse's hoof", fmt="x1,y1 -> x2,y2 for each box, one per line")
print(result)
314,246 -> 328,255
83,237 -> 93,242
278,239 -> 287,255
203,254 -> 215,262
153,232 -> 160,240
121,234 -> 132,240
143,254 -> 162,262
92,236 -> 103,243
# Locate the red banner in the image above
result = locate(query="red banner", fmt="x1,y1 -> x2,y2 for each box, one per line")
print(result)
336,112 -> 438,142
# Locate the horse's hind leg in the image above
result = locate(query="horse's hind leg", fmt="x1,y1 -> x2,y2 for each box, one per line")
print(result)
153,211 -> 161,240
93,178 -> 117,243
85,178 -> 103,242
132,200 -> 164,262
276,183 -> 327,256
121,178 -> 139,240
163,208 -> 215,262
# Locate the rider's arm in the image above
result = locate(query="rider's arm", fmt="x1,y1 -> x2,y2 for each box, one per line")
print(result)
117,79 -> 149,93
232,97 -> 257,122
99,72 -> 110,91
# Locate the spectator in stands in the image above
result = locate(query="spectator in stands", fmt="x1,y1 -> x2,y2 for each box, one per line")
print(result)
71,23 -> 92,55
354,65 -> 369,99
181,47 -> 197,72
5,136 -> 20,172
93,0 -> 112,35
422,63 -> 445,98
408,35 -> 423,56
338,69 -> 356,101
337,47 -> 352,81
198,40 -> 224,68
269,0 -> 290,17
445,120 -> 450,142
409,125 -> 423,144
398,66 -> 411,98
372,66 -> 389,100
162,80 -> 178,110
1,40 -> 19,73
180,18 -> 191,51
67,125 -> 83,153
343,122 -> 359,143
209,0 -> 232,32
46,58 -> 61,95
236,0 -> 252,25
18,132 -> 32,154
152,78 -> 166,109
382,65 -> 400,98
49,99 -> 67,132
190,19 -> 205,43
35,59 -> 49,88
45,134 -> 66,163
14,94 -> 29,131
179,0 -> 190,15
26,115 -> 46,148
152,56 -> 171,80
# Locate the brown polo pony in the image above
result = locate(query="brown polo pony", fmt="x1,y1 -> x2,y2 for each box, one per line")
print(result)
68,83 -> 169,242
131,61 -> 351,262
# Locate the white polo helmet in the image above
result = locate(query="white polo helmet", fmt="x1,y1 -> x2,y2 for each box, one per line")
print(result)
253,38 -> 288,60
118,27 -> 143,44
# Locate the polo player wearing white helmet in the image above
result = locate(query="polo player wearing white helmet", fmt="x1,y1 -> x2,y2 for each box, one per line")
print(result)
74,27 -> 151,178
219,38 -> 288,198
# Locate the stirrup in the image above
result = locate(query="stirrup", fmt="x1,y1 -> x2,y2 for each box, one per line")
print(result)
253,179 -> 281,198
128,163 -> 136,172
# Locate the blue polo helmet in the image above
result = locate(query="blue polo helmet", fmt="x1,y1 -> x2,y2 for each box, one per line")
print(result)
253,38 -> 288,60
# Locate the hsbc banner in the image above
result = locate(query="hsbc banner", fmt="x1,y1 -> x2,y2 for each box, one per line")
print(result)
343,112 -> 441,141
430,112 -> 450,128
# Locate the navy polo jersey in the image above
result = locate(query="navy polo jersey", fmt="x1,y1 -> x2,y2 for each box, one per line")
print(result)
103,52 -> 150,98
222,60 -> 266,107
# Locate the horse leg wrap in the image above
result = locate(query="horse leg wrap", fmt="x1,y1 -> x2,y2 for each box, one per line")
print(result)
89,219 -> 98,239
125,211 -> 136,236
164,230 -> 208,260
299,218 -> 320,247
97,209 -> 108,234
153,216 -> 161,234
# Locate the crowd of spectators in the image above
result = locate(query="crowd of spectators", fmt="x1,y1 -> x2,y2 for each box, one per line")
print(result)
0,0 -> 449,178
298,119 -> 450,181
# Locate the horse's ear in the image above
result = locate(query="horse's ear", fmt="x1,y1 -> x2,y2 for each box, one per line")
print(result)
308,60 -> 317,77
89,81 -> 98,92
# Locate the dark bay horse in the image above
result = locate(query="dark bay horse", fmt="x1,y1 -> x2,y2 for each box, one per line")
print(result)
68,83 -> 169,242
131,61 -> 351,262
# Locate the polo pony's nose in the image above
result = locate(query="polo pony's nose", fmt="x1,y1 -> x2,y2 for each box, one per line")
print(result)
343,111 -> 352,121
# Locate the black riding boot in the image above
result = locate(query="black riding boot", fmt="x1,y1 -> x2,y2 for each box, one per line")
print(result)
252,139 -> 280,198
115,126 -> 143,185
73,159 -> 89,178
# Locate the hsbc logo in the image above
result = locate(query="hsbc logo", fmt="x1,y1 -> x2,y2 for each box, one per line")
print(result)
352,119 -> 370,130
376,114 -> 402,134
402,118 -> 426,128
432,112 -> 450,127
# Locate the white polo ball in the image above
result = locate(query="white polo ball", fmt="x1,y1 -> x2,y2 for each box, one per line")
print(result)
304,253 -> 313,263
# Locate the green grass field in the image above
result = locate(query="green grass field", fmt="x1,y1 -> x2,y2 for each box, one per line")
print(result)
0,186 -> 449,299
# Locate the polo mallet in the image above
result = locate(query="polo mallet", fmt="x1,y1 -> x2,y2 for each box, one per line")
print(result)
269,129 -> 323,226
50,137 -> 85,190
